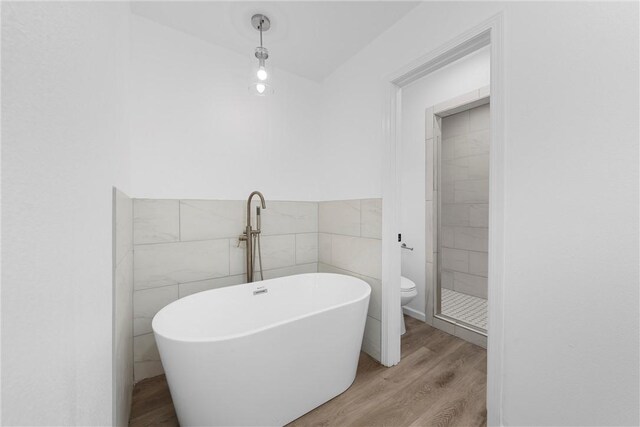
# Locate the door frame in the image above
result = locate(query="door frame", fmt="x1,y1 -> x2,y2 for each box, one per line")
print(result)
380,13 -> 505,426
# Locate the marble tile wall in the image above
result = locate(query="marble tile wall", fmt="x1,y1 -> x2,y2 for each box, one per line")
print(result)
318,199 -> 383,361
113,188 -> 133,426
440,104 -> 489,299
132,199 -> 319,382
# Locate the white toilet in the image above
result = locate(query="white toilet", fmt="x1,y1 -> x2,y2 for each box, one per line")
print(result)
400,276 -> 418,335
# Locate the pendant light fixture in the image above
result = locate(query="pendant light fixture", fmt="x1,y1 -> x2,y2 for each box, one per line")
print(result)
249,14 -> 274,96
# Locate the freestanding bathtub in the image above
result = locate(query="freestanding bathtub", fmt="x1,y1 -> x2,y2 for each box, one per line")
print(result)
152,272 -> 371,426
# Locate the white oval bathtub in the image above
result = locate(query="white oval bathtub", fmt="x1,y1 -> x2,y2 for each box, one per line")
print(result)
152,272 -> 371,426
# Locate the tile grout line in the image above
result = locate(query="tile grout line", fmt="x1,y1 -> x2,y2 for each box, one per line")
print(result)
316,202 -> 320,266
358,199 -> 362,238
133,231 -> 323,247
178,200 -> 182,242
134,263 -> 321,293
317,261 -> 380,284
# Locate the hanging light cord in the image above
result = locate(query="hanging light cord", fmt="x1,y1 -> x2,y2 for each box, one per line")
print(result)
259,17 -> 263,48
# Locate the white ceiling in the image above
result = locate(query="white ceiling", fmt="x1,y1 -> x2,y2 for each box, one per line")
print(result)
130,1 -> 420,82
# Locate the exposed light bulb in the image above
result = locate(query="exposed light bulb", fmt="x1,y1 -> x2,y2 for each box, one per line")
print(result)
257,67 -> 268,81
256,83 -> 266,94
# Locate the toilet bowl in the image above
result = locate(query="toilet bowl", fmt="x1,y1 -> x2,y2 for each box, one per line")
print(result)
400,276 -> 417,335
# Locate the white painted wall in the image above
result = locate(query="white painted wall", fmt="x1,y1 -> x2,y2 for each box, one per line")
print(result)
2,2 -> 638,426
400,48 -> 490,319
320,2 -> 639,425
130,15 -> 323,201
2,3 -> 130,425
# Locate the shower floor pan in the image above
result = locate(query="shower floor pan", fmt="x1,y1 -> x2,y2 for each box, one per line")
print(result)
441,288 -> 487,331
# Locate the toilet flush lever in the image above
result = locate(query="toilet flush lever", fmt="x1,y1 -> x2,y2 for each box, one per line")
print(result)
401,243 -> 413,251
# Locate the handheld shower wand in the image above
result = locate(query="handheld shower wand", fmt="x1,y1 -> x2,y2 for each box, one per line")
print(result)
254,207 -> 264,281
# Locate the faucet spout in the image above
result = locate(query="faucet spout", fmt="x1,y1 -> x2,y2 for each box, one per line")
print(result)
246,191 -> 266,228
247,191 -> 266,213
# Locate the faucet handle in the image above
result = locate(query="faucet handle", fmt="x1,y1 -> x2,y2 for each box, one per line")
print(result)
238,232 -> 247,246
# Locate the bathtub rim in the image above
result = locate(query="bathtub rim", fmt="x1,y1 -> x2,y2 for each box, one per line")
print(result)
152,272 -> 371,344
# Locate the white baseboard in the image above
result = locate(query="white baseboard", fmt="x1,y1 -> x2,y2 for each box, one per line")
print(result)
402,306 -> 426,322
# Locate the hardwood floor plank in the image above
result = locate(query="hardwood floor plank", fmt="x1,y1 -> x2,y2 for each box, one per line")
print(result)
128,316 -> 487,427
130,375 -> 174,420
408,366 -> 486,427
289,346 -> 440,426
129,404 -> 179,427
446,369 -> 488,427
340,342 -> 486,427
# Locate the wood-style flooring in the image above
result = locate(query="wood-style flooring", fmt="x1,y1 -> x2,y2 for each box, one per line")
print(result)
129,316 -> 487,427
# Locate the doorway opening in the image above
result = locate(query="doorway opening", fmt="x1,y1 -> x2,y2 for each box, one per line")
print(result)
381,14 -> 504,425
432,92 -> 490,337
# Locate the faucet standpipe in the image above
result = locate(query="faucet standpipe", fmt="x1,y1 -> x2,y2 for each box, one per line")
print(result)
241,191 -> 267,283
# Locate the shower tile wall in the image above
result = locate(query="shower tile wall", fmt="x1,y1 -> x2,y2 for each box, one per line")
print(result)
132,200 -> 319,382
440,104 -> 490,299
113,189 -> 133,426
318,199 -> 382,361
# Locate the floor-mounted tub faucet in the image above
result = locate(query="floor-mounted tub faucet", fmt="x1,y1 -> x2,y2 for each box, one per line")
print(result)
239,191 -> 267,282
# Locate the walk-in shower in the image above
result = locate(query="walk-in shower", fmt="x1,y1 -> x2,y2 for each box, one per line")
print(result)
434,94 -> 490,335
